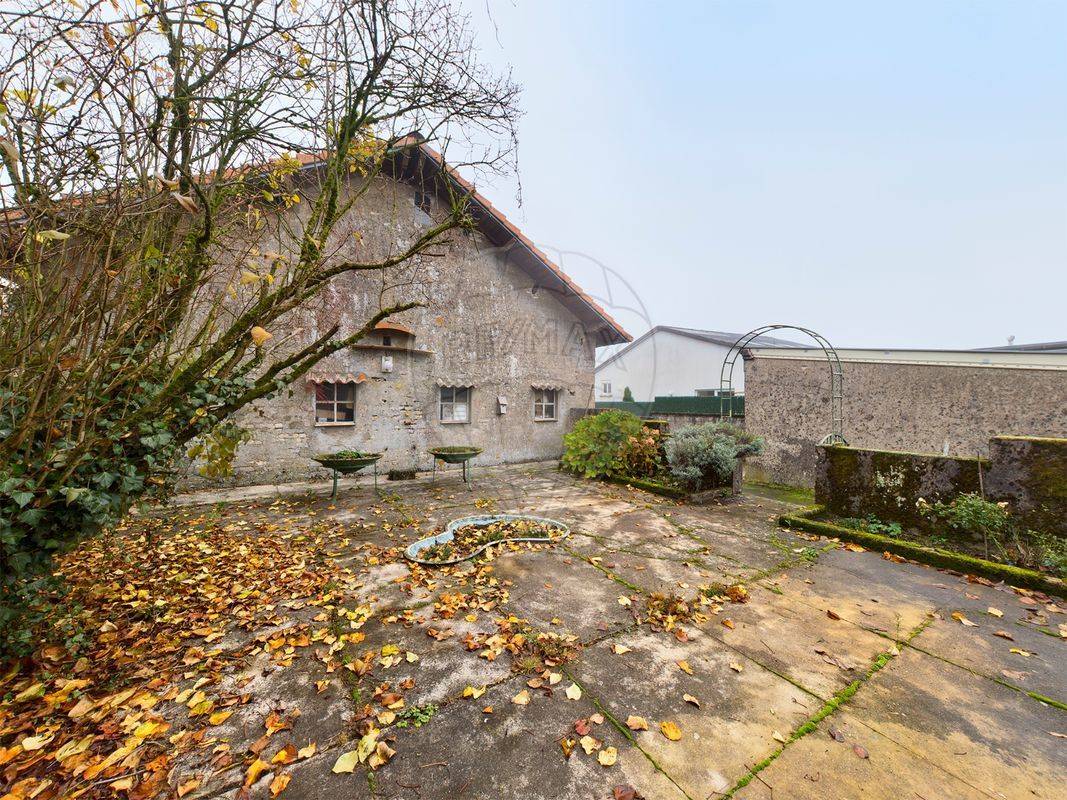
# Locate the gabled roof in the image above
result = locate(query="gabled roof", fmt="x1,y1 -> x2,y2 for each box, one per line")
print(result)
385,134 -> 630,346
596,325 -> 802,371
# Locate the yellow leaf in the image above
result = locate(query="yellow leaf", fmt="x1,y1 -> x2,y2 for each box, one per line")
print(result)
34,229 -> 71,243
512,689 -> 530,706
579,735 -> 600,754
565,684 -> 582,701
548,672 -> 562,685
660,721 -> 682,741
14,682 -> 46,703
987,607 -> 1004,618
240,270 -> 260,285
355,731 -> 378,763
683,693 -> 700,707
677,660 -> 694,675
297,742 -> 316,760
1010,648 -> 1034,657
772,730 -> 788,744
204,17 -> 219,33
617,596 -> 632,607
729,662 -> 743,673
331,749 -> 359,773
376,710 -> 395,725
611,644 -> 632,655
208,709 -> 233,726
54,735 -> 94,761
270,772 -> 291,796
951,611 -> 978,627
177,778 -> 201,797
625,715 -> 649,731
171,191 -> 198,213
251,326 -> 272,346
463,685 -> 486,700
20,733 -> 54,751
245,758 -> 271,787
598,746 -> 618,767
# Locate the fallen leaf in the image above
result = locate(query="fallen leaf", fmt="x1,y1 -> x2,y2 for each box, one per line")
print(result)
208,709 -> 234,726
772,730 -> 788,744
512,689 -> 531,706
598,746 -> 618,767
987,607 -> 1004,618
331,750 -> 360,773
677,660 -> 694,675
828,726 -> 845,743
580,734 -> 601,754
660,721 -> 682,741
560,737 -> 576,758
993,630 -> 1015,641
951,611 -> 978,627
852,744 -> 869,759
270,772 -> 291,796
1010,648 -> 1034,657
565,684 -> 582,701
722,619 -> 735,630
626,715 -> 649,731
368,740 -> 395,769
827,609 -> 841,621
297,742 -> 316,759
613,786 -> 644,800
683,693 -> 700,708
589,712 -> 605,724
612,644 -> 632,655
463,685 -> 486,700
177,778 -> 201,797
729,662 -> 743,673
244,758 -> 271,787
618,596 -> 632,607
574,718 -> 592,736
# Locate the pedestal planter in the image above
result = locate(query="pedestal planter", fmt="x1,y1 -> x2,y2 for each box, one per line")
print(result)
428,447 -> 482,488
312,452 -> 382,498
405,514 -> 569,566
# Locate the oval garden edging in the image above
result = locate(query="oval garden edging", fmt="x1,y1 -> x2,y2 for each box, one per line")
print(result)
405,513 -> 570,567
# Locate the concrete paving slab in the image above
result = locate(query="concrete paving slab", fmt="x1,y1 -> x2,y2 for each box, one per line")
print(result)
732,708 -> 990,800
262,677 -> 688,800
569,626 -> 820,799
847,647 -> 1067,800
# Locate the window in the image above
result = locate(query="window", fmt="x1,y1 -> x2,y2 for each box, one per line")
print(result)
381,335 -> 392,347
315,382 -> 356,424
414,190 -> 432,214
533,388 -> 558,421
439,386 -> 470,423
600,381 -> 611,396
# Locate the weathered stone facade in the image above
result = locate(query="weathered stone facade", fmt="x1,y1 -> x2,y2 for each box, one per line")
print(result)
187,156 -> 627,486
744,353 -> 1067,487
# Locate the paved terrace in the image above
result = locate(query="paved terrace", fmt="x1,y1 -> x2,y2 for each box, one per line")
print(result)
162,463 -> 1065,798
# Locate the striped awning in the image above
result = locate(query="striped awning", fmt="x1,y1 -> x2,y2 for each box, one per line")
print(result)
434,378 -> 474,387
531,382 -> 565,390
305,372 -> 367,386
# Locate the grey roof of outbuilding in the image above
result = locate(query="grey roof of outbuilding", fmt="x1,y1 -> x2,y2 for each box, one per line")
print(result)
973,340 -> 1067,354
595,325 -> 803,371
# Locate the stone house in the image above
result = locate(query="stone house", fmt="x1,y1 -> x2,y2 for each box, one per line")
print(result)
218,139 -> 630,485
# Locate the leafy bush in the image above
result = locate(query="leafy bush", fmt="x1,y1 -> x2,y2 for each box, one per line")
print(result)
839,514 -> 903,538
622,386 -> 634,402
665,422 -> 763,491
921,493 -> 1010,557
562,411 -> 660,479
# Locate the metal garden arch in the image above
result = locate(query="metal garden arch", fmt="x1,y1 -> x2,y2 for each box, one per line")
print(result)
719,325 -> 847,445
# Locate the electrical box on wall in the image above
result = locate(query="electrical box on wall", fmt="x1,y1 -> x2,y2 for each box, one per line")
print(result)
381,355 -> 393,373
497,395 -> 508,415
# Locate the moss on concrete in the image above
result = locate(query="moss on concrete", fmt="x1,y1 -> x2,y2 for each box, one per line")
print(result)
779,506 -> 1066,598
603,474 -> 690,499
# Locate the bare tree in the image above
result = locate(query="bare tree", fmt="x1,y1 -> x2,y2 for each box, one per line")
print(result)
0,0 -> 520,640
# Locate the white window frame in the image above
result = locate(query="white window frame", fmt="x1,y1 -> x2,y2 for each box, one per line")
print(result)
314,381 -> 356,426
439,386 -> 471,424
600,381 -> 611,396
533,388 -> 558,421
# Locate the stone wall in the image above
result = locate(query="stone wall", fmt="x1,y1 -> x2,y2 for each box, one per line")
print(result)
744,355 -> 1067,487
815,445 -> 984,528
183,172 -> 602,487
815,436 -> 1067,537
985,436 -> 1067,536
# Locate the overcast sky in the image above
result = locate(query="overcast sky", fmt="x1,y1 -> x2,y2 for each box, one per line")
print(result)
457,0 -> 1067,351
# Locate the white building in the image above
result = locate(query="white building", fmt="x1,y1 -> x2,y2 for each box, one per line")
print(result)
594,326 -> 800,402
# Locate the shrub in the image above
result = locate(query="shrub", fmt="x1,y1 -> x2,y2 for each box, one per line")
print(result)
562,411 -> 658,479
665,422 -> 763,491
622,386 -> 634,402
922,493 -> 1010,558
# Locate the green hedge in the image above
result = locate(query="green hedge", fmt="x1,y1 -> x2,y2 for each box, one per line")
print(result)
594,396 -> 744,418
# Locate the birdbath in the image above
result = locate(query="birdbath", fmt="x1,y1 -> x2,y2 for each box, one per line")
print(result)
312,451 -> 382,498
427,446 -> 482,488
